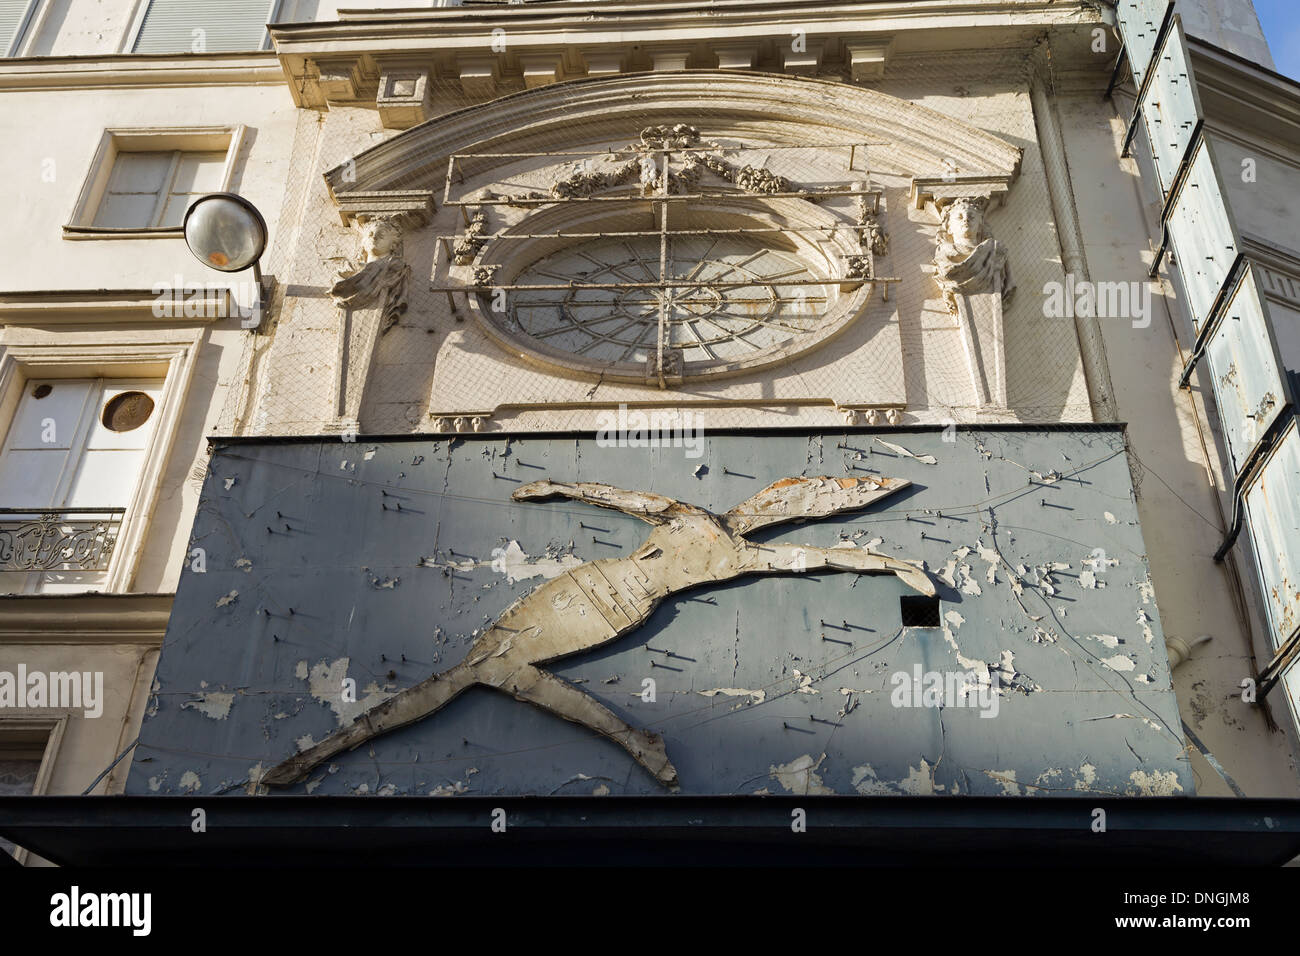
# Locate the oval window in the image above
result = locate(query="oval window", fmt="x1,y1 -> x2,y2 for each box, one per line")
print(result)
101,391 -> 155,432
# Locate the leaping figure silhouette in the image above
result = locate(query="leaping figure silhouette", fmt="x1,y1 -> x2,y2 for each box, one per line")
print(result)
262,475 -> 933,788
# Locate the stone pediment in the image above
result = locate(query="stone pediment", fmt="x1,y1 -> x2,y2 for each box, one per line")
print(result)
296,70 -> 1025,433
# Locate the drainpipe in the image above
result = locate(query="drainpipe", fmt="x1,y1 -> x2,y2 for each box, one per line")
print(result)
1166,634 -> 1214,670
1026,40 -> 1118,422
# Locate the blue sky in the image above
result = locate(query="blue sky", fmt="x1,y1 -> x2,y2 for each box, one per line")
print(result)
1253,0 -> 1300,80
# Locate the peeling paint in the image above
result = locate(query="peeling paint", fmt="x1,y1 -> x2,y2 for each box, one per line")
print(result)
698,687 -> 766,705
1100,654 -> 1137,672
1129,769 -> 1184,796
984,769 -> 1022,796
791,670 -> 819,694
875,438 -> 937,464
180,691 -> 235,720
307,658 -> 393,726
770,753 -> 835,795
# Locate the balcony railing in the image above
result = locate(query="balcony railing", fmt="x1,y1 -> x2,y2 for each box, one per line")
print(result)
0,508 -> 123,574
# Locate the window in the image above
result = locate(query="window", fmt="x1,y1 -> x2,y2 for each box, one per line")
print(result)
128,0 -> 281,54
900,594 -> 941,628
93,149 -> 227,229
0,378 -> 163,594
66,127 -> 245,238
0,719 -> 65,865
0,0 -> 39,57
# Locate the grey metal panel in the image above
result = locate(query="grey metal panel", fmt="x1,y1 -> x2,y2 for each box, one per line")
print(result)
1115,0 -> 1173,89
1243,419 -> 1300,650
1205,266 -> 1290,472
1138,18 -> 1204,196
1166,139 -> 1238,327
126,429 -> 1191,799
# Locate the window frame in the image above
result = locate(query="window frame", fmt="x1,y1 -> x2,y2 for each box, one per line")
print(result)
121,0 -> 283,55
64,126 -> 246,241
0,0 -> 41,57
0,716 -> 67,866
0,331 -> 202,593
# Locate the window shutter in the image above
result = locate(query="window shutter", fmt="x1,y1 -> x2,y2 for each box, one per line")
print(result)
132,0 -> 276,54
0,0 -> 35,56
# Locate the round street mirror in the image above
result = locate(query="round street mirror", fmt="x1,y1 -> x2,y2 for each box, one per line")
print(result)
183,193 -> 268,273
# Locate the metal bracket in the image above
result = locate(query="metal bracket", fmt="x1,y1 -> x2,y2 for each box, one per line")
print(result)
1259,623 -> 1300,699
1213,407 -> 1297,563
1104,44 -> 1128,100
1176,251 -> 1246,388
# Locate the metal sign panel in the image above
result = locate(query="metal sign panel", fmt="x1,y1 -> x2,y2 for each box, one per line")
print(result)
126,429 -> 1191,798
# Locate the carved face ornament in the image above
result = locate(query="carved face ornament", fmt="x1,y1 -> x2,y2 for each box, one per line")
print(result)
941,198 -> 987,251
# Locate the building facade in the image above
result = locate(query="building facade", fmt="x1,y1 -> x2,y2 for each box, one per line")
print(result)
2,0 -> 1299,862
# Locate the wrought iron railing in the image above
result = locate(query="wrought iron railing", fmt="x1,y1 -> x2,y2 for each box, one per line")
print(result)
0,508 -> 123,574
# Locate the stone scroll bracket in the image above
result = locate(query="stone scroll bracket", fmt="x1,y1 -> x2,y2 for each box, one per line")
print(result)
909,174 -> 1013,215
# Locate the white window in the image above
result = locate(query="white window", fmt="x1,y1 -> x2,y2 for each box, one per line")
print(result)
92,149 -> 227,229
66,127 -> 245,238
0,0 -> 39,57
0,378 -> 163,594
128,0 -> 281,54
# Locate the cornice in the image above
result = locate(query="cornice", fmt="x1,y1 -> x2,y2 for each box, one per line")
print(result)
0,593 -> 172,644
272,2 -> 1102,111
1187,38 -> 1300,152
0,53 -> 283,93
0,289 -> 232,325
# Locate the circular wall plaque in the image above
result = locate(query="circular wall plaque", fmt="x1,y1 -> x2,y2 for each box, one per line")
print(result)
101,391 -> 155,432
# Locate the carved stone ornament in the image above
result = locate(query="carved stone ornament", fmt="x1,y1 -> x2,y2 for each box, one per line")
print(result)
473,264 -> 501,287
260,475 -> 934,789
330,216 -> 411,334
925,197 -> 1015,407
639,123 -> 701,149
327,215 -> 414,433
452,211 -> 489,265
856,192 -> 889,256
